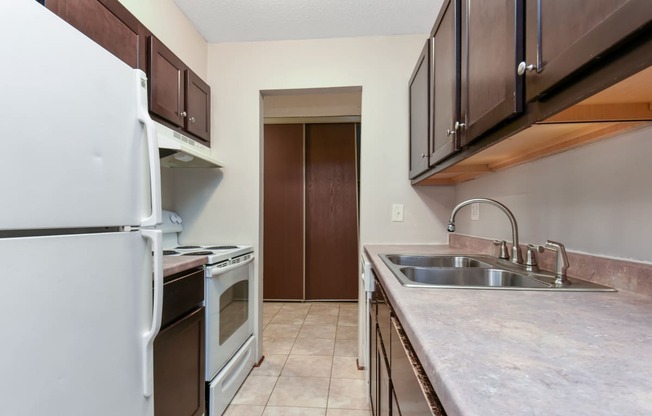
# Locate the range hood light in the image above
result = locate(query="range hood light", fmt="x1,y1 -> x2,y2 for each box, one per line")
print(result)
174,153 -> 194,162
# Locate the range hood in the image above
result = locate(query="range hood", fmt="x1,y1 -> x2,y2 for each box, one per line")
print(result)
155,121 -> 223,168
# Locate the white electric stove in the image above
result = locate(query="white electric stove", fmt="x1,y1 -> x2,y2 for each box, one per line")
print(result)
158,210 -> 256,416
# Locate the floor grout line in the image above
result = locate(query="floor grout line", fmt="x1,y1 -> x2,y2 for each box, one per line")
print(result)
230,302 -> 368,415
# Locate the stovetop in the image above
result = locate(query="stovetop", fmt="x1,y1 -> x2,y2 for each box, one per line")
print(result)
162,244 -> 253,265
156,210 -> 252,265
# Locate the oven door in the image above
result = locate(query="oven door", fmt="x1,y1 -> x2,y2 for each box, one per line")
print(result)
205,256 -> 255,380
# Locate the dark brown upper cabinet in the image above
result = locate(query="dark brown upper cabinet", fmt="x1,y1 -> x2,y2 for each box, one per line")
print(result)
459,0 -> 524,147
148,36 -> 211,146
149,36 -> 186,128
45,0 -> 140,68
522,0 -> 652,101
408,40 -> 431,179
430,0 -> 461,166
411,0 -> 651,185
185,70 -> 211,143
45,1 -> 212,147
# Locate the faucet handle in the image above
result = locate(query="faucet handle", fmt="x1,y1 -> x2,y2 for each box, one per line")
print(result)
526,244 -> 544,264
542,240 -> 570,285
493,240 -> 509,260
524,244 -> 544,272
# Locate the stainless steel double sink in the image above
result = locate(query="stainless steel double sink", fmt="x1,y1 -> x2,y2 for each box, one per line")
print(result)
380,254 -> 615,291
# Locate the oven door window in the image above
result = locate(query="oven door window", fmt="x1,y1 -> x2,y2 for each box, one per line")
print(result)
219,280 -> 249,345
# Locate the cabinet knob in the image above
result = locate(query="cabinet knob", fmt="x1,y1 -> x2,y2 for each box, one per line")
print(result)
180,111 -> 187,117
454,121 -> 466,131
189,117 -> 196,123
517,61 -> 536,76
421,153 -> 427,158
446,129 -> 455,137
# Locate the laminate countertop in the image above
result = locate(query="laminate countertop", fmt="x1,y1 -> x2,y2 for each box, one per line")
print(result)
365,244 -> 652,416
163,256 -> 207,277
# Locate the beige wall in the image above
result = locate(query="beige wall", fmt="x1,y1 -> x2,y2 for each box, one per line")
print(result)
165,35 -> 456,361
264,90 -> 362,118
454,123 -> 652,263
170,35 -> 455,250
117,0 -> 208,79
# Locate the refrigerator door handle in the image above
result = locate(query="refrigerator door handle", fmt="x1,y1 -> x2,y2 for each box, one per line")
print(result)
140,228 -> 163,398
136,70 -> 162,227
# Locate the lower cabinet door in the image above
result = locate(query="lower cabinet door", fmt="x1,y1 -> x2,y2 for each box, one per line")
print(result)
379,346 -> 391,416
370,315 -> 378,414
154,307 -> 205,416
393,391 -> 402,416
391,317 -> 445,416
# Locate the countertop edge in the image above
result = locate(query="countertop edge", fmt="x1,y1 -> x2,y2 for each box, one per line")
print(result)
163,256 -> 207,277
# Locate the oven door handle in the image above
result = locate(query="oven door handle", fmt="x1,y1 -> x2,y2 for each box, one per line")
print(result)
140,229 -> 163,398
208,255 -> 254,278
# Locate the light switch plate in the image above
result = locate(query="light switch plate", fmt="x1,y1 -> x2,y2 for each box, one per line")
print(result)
392,204 -> 404,222
471,203 -> 480,220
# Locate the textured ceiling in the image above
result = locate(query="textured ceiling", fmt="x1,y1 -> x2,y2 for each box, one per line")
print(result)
174,0 -> 442,43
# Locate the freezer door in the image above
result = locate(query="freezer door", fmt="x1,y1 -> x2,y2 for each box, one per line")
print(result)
0,232 -> 158,416
0,1 -> 161,230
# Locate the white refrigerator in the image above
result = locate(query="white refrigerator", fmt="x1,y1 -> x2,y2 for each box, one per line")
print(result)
0,2 -> 163,415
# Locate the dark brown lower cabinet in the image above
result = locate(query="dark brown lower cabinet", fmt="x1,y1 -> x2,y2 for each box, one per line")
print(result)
370,277 -> 447,416
378,342 -> 392,416
154,307 -> 205,416
370,291 -> 379,414
392,391 -> 402,416
391,317 -> 437,416
154,267 -> 206,416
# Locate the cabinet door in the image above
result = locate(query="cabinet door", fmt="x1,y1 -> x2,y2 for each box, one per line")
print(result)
409,39 -> 431,179
459,0 -> 524,147
154,307 -> 206,416
45,0 -> 139,68
376,277 -> 392,349
370,313 -> 378,415
149,36 -> 185,127
379,345 -> 392,416
524,0 -> 652,101
185,69 -> 211,145
430,0 -> 461,165
392,391 -> 402,416
391,318 -> 435,416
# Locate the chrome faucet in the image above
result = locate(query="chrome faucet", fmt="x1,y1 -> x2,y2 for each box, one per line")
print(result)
448,198 -> 523,265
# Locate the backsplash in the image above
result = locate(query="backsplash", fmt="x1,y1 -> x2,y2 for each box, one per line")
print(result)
449,234 -> 652,297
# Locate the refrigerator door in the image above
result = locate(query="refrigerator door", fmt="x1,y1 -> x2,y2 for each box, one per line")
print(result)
0,1 -> 161,230
0,231 -> 161,416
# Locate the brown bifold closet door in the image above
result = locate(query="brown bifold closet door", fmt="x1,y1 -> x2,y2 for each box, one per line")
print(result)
263,124 -> 304,300
305,123 -> 358,300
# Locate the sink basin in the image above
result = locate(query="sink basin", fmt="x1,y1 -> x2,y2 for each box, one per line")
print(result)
378,253 -> 615,291
384,254 -> 492,268
399,267 -> 550,289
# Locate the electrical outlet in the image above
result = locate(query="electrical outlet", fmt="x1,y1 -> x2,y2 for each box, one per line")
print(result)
471,203 -> 480,220
392,204 -> 404,222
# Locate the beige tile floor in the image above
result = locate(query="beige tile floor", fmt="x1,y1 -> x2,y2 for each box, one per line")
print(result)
224,302 -> 371,416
